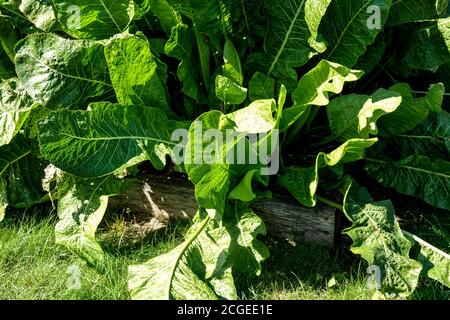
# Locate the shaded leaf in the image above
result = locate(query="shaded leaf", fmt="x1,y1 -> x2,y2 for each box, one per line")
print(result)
0,136 -> 46,208
384,111 -> 450,160
387,0 -> 449,26
365,155 -> 450,210
279,138 -> 377,207
165,23 -> 205,103
167,0 -> 230,49
355,32 -> 386,76
147,0 -> 181,34
0,49 -> 15,81
403,18 -> 450,71
0,14 -> 21,63
248,0 -> 319,80
320,0 -> 391,67
0,135 -> 32,176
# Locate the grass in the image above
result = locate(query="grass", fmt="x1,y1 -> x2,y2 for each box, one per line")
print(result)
0,208 -> 184,300
0,205 -> 449,300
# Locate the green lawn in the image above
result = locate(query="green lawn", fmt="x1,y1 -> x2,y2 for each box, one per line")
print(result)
0,206 -> 449,300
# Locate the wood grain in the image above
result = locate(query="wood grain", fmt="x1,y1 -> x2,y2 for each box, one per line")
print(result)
109,174 -> 336,247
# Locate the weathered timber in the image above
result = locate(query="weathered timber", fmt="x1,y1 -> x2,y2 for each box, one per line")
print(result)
109,174 -> 336,246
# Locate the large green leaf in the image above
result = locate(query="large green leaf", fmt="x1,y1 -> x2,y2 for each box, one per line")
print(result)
129,204 -> 268,300
320,0 -> 391,68
165,23 -> 205,103
185,99 -> 277,214
248,0 -> 318,80
18,0 -> 58,31
280,60 -> 363,132
304,0 -> 332,53
378,83 -> 445,136
222,39 -> 243,86
248,72 -> 275,102
387,0 -> 449,26
292,60 -> 364,107
166,0 -> 230,49
15,33 -> 113,109
327,88 -> 402,140
403,18 -> 450,71
384,111 -> 450,160
222,203 -> 269,278
340,179 -> 422,298
52,0 -> 135,40
56,175 -> 122,267
0,78 -> 37,147
38,102 -> 174,178
365,155 -> 450,210
147,0 -> 181,34
215,40 -> 248,105
279,138 -> 378,207
228,170 -> 269,202
129,210 -> 233,300
215,75 -> 248,106
105,35 -> 172,116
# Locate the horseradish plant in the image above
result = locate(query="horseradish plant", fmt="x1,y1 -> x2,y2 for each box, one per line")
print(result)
0,0 -> 449,299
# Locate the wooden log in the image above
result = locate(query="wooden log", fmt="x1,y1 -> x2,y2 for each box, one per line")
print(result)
109,174 -> 336,247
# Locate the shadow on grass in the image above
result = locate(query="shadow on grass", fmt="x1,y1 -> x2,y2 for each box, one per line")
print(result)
238,238 -> 373,300
1,203 -> 449,300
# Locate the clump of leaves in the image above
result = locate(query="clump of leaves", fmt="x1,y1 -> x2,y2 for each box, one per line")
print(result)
0,0 -> 449,299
